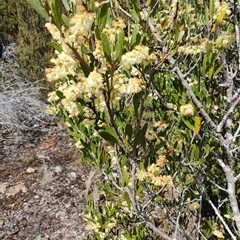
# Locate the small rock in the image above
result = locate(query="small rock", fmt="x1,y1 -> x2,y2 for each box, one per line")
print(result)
26,167 -> 36,173
0,182 -> 9,194
54,165 -> 62,173
68,171 -> 77,179
41,237 -> 49,240
6,182 -> 27,196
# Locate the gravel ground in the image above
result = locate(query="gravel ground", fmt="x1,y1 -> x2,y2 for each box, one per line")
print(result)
0,43 -> 97,240
0,119 -> 97,240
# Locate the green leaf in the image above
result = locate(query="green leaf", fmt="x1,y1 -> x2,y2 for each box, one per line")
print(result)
94,27 -> 101,40
62,14 -> 70,27
27,0 -> 50,20
130,25 -> 138,48
202,54 -> 207,78
49,0 -> 62,30
181,117 -> 193,131
210,0 -> 215,19
140,162 -> 145,171
154,195 -> 163,203
195,158 -> 206,166
81,44 -> 91,54
191,145 -> 200,161
98,3 -> 109,30
101,32 -> 112,63
87,0 -> 95,11
207,64 -> 215,79
51,41 -> 63,53
61,0 -> 70,11
123,192 -> 131,210
104,124 -> 119,141
115,31 -> 124,60
185,176 -> 194,185
177,30 -> 185,43
125,123 -> 133,141
130,9 -> 140,23
121,165 -> 129,186
79,61 -> 90,77
134,123 -> 148,147
99,130 -> 118,145
204,5 -> 210,25
133,94 -> 139,117
213,63 -> 223,77
79,139 -> 89,149
132,0 -> 140,17
56,90 -> 65,99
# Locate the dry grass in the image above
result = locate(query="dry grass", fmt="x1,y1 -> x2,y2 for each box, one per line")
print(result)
0,43 -> 55,135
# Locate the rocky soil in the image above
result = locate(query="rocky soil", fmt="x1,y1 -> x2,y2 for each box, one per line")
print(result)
0,43 -> 96,240
0,122 -> 100,240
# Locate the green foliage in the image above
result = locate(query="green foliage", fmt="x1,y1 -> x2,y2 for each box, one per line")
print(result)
0,0 -> 53,84
16,0 -> 53,82
0,0 -> 18,38
36,0 -> 240,239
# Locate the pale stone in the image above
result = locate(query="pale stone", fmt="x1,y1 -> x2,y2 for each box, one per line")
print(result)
26,167 -> 36,173
6,182 -> 27,196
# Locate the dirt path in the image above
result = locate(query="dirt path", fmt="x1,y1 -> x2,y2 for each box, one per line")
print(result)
0,122 -> 95,240
0,42 -> 98,240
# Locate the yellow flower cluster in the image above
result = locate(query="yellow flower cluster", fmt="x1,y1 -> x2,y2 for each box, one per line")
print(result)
45,23 -> 61,41
154,120 -> 169,132
120,45 -> 156,70
45,3 -> 155,129
93,40 -> 107,74
214,32 -> 235,49
46,52 -> 78,82
84,201 -> 123,239
103,18 -> 126,46
47,69 -> 105,117
135,155 -> 173,187
67,10 -> 94,45
45,7 -> 94,83
180,104 -> 194,116
177,1 -> 233,55
178,39 -> 208,55
213,1 -> 231,20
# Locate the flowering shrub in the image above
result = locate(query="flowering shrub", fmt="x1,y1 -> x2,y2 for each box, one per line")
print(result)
29,0 -> 240,239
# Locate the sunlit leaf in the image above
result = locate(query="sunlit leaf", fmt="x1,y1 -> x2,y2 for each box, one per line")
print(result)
212,10 -> 226,33
51,41 -> 63,53
130,9 -> 140,23
213,64 -> 223,77
62,14 -> 70,27
213,229 -> 224,239
131,25 -> 139,48
185,176 -> 194,185
194,116 -> 201,134
98,3 -> 109,30
61,0 -> 70,11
